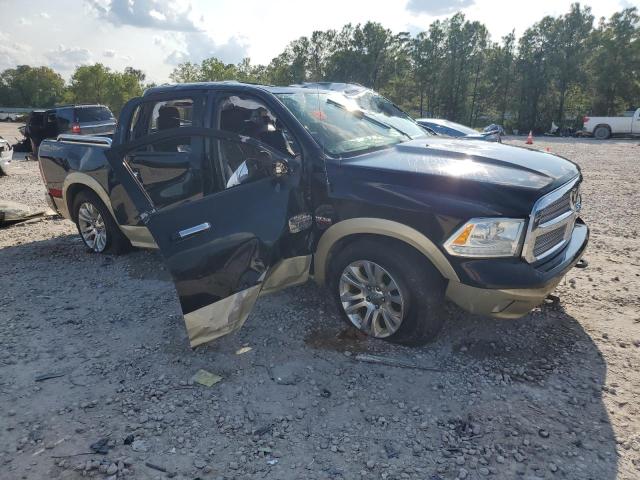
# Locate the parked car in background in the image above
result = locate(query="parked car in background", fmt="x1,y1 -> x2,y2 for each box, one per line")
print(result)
25,105 -> 116,153
416,118 -> 502,142
484,124 -> 505,136
0,136 -> 12,175
37,81 -> 588,349
0,112 -> 19,122
582,108 -> 640,139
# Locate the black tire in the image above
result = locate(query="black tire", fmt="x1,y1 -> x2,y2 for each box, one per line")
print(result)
328,238 -> 446,346
72,190 -> 130,254
594,125 -> 610,140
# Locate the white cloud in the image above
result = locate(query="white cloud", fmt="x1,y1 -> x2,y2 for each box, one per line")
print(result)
19,18 -> 32,26
46,45 -> 92,71
86,0 -> 201,32
165,33 -> 249,66
406,0 -> 475,16
40,12 -> 51,19
103,49 -> 116,57
0,33 -> 31,71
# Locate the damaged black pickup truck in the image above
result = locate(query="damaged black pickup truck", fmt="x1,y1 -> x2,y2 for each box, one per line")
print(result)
38,82 -> 588,347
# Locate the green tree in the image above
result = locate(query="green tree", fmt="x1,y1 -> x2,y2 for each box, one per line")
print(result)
412,21 -> 446,117
0,65 -> 65,107
551,3 -> 594,126
588,7 -> 640,115
67,64 -> 145,115
516,16 -> 556,131
169,62 -> 202,83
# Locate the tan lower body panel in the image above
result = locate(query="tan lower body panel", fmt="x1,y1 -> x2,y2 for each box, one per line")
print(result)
184,284 -> 262,348
445,279 -> 562,319
260,255 -> 311,295
52,197 -> 68,217
120,225 -> 158,249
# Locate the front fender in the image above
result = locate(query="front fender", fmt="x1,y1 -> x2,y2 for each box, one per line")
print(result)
313,217 -> 459,285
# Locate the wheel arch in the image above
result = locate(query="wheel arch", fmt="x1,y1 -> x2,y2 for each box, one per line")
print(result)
63,173 -> 117,222
313,218 -> 459,286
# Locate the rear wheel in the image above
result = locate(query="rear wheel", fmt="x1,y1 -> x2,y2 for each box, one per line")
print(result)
72,190 -> 130,254
593,125 -> 610,140
329,238 -> 446,345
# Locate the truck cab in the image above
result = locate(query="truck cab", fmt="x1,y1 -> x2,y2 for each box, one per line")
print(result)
38,82 -> 588,347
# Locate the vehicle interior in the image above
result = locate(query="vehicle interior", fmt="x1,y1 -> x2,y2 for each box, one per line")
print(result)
217,95 -> 298,187
147,99 -> 193,152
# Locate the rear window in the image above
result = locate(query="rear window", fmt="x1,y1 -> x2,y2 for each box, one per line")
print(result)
76,107 -> 114,123
29,112 -> 46,126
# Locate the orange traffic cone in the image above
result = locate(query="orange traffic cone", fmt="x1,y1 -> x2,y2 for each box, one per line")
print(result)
525,131 -> 533,145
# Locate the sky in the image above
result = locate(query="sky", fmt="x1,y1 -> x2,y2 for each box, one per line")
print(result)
0,0 -> 636,83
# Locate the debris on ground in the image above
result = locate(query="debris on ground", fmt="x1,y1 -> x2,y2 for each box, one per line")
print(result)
0,200 -> 50,226
191,369 -> 223,387
89,438 -> 110,455
130,439 -> 148,453
34,372 -> 66,382
353,353 -> 442,371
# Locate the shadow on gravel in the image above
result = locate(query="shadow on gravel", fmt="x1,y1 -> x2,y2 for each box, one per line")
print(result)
0,235 -> 619,479
295,282 -> 618,479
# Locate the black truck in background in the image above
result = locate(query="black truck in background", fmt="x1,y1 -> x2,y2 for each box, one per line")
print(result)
25,104 -> 115,153
37,81 -> 588,348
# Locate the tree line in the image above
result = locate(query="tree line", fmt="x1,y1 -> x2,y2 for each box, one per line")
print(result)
1,3 -> 638,132
0,64 -> 148,116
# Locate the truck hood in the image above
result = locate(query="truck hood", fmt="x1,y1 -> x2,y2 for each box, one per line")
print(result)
341,138 -> 579,192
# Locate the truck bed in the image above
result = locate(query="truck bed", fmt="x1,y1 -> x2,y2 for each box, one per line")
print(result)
37,134 -> 114,216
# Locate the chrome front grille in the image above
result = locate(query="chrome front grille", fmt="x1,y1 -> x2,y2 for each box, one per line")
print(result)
536,193 -> 572,225
522,177 -> 581,263
533,224 -> 567,257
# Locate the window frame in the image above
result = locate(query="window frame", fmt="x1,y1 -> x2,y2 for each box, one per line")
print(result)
118,93 -> 213,210
209,90 -> 302,192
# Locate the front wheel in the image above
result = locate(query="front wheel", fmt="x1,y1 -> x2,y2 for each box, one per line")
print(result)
329,238 -> 446,345
72,190 -> 130,254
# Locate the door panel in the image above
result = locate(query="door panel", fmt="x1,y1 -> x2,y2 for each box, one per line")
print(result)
149,175 -> 298,312
126,147 -> 202,209
105,126 -> 310,347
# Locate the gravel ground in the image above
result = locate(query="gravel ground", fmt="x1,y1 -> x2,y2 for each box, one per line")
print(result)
1,123 -> 639,480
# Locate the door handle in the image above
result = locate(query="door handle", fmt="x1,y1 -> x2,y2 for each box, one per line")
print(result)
176,222 -> 211,240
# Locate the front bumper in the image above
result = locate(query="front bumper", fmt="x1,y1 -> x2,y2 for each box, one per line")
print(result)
445,222 -> 588,318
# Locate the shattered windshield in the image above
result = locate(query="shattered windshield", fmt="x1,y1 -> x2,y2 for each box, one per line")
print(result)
276,90 -> 426,156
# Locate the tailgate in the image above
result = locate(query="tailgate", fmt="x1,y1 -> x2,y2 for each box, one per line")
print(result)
80,121 -> 116,136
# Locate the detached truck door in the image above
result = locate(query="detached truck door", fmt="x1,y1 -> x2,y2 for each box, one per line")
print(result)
105,120 -> 310,347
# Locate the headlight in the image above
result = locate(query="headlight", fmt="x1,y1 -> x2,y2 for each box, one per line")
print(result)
444,218 -> 525,257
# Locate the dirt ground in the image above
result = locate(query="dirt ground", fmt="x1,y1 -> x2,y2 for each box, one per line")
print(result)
1,122 -> 639,480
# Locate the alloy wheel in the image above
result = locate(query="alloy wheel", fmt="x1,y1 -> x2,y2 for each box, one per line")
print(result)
77,202 -> 107,252
338,260 -> 405,338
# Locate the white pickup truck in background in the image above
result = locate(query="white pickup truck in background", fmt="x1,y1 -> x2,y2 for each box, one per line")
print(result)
582,108 -> 640,139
